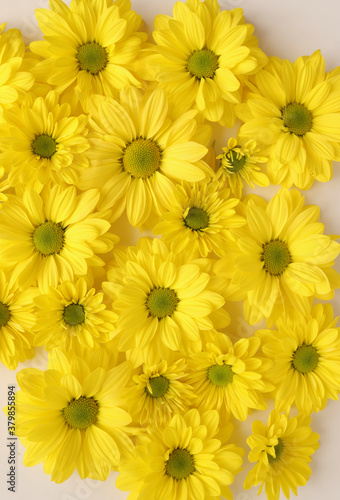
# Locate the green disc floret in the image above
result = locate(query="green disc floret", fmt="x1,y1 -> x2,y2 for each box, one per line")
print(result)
76,42 -> 108,74
0,302 -> 10,328
208,364 -> 234,387
123,138 -> 162,178
33,221 -> 64,256
146,375 -> 170,398
282,102 -> 313,136
292,344 -> 319,373
184,207 -> 209,230
261,239 -> 292,276
165,448 -> 195,480
32,134 -> 57,159
63,303 -> 85,326
187,49 -> 219,79
146,288 -> 178,318
63,396 -> 99,429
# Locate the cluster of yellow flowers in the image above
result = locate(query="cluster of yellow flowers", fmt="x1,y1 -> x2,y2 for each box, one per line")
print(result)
1,1 -> 340,499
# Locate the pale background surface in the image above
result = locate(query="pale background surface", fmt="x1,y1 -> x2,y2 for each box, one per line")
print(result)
0,0 -> 340,499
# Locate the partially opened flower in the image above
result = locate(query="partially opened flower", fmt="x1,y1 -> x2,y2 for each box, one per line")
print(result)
244,410 -> 319,500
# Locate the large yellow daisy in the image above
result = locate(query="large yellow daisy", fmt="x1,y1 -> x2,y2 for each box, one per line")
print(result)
0,90 -> 89,186
0,186 -> 118,293
116,409 -> 243,500
237,50 -> 340,189
147,0 -> 267,125
13,347 -> 134,483
78,87 -> 212,227
244,410 -> 319,500
256,303 -> 340,414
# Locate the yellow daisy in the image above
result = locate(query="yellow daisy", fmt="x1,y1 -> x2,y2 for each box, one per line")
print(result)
230,188 -> 340,325
0,270 -> 37,370
186,333 -> 272,421
237,50 -> 340,189
104,237 -> 229,364
127,357 -> 196,427
30,0 -> 147,110
153,179 -> 245,258
256,303 -> 340,414
147,0 -> 268,125
244,409 -> 319,500
216,137 -> 269,198
0,91 -> 89,186
33,277 -> 117,351
116,408 -> 244,500
78,87 -> 212,227
0,185 -> 118,293
13,347 -> 134,483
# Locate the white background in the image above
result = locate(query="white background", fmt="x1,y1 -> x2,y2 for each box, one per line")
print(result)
1,1 -> 340,499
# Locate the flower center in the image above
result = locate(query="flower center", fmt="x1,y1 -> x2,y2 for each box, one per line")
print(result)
268,438 -> 283,464
223,150 -> 246,173
261,239 -> 292,276
63,304 -> 85,326
0,302 -> 10,328
146,288 -> 178,318
33,221 -> 64,256
165,448 -> 195,480
145,376 -> 169,398
62,396 -> 99,429
31,134 -> 57,159
187,49 -> 219,79
292,344 -> 319,373
123,138 -> 162,178
208,364 -> 234,387
281,102 -> 313,136
76,42 -> 108,75
184,207 -> 209,230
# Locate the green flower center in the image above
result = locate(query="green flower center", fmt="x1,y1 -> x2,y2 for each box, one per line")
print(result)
208,364 -> 234,387
184,207 -> 209,231
268,438 -> 284,464
165,448 -> 195,480
63,396 -> 99,429
76,42 -> 108,75
292,344 -> 319,373
146,288 -> 179,318
33,221 -> 65,256
224,150 -> 246,173
31,134 -> 57,159
145,375 -> 169,398
63,304 -> 85,326
282,102 -> 313,136
261,239 -> 292,276
187,49 -> 219,79
0,302 -> 10,327
123,138 -> 162,178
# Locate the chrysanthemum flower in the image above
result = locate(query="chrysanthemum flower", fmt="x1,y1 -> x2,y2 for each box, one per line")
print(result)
0,91 -> 89,186
127,357 -> 196,427
256,303 -> 340,414
147,0 -> 268,125
228,188 -> 340,325
14,348 -> 135,483
0,23 -> 34,108
104,238 -> 229,364
216,137 -> 269,198
186,333 -> 272,421
237,50 -> 340,189
116,408 -> 243,500
0,270 -> 37,370
78,87 -> 212,227
0,185 -> 118,293
30,0 -> 147,109
153,179 -> 245,257
33,278 -> 117,351
244,409 -> 319,500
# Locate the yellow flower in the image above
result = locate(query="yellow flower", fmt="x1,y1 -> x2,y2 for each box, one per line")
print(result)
0,185 -> 118,293
33,278 -> 117,351
0,270 -> 37,370
229,188 -> 340,325
244,410 -> 319,500
147,0 -> 267,125
216,137 -> 269,198
237,51 -> 340,189
116,409 -> 243,500
256,303 -> 340,414
78,87 -> 212,227
14,348 -> 134,483
0,91 -> 89,186
153,179 -> 245,257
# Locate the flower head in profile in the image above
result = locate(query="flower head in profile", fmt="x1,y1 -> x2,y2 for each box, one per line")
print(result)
244,410 -> 319,500
116,408 -> 244,500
